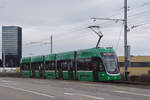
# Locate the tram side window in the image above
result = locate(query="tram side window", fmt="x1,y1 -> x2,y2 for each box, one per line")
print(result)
45,61 -> 55,70
39,63 -> 44,70
67,60 -> 74,70
22,63 -> 30,70
77,58 -> 93,71
32,63 -> 43,70
58,60 -> 74,71
61,61 -> 68,71
32,63 -> 38,70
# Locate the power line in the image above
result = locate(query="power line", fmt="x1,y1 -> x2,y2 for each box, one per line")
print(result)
141,1 -> 150,7
128,16 -> 150,26
24,19 -> 121,47
22,5 -> 127,54
128,1 -> 150,12
126,0 -> 150,24
92,10 -> 124,26
23,28 -> 87,46
23,29 -> 89,47
116,24 -> 124,50
23,22 -> 93,46
23,28 -> 97,47
128,9 -> 150,17
53,23 -> 124,44
23,8 -> 125,47
131,20 -> 150,29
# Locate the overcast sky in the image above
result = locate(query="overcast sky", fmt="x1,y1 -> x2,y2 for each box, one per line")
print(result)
0,0 -> 150,57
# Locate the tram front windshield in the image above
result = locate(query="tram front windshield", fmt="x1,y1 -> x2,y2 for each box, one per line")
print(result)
101,53 -> 119,74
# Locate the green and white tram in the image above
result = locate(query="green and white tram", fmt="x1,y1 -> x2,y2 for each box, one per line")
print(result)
21,47 -> 121,81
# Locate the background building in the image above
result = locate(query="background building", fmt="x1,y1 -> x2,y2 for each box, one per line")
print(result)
118,56 -> 150,67
118,56 -> 150,76
2,26 -> 22,67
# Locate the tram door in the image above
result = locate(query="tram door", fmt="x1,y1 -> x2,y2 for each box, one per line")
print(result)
92,60 -> 99,81
57,62 -> 63,79
39,63 -> 43,78
68,61 -> 74,80
31,63 -> 36,78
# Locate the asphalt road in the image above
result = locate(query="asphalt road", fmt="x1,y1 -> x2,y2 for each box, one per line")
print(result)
0,78 -> 150,100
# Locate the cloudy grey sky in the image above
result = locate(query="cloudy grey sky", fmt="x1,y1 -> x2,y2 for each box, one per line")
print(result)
0,0 -> 150,57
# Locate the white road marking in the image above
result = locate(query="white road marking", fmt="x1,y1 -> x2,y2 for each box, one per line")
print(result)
64,88 -> 74,91
0,85 -> 55,98
64,93 -> 104,100
1,80 -> 13,83
114,90 -> 150,97
82,83 -> 95,86
0,80 -> 19,85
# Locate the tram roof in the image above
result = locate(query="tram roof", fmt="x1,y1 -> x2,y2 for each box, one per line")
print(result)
21,57 -> 31,63
45,54 -> 55,61
98,47 -> 115,53
45,48 -> 101,61
57,51 -> 74,60
31,55 -> 44,63
76,48 -> 99,59
21,47 -> 116,63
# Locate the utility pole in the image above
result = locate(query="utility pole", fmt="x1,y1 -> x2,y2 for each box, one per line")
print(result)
50,35 -> 53,54
124,0 -> 128,80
